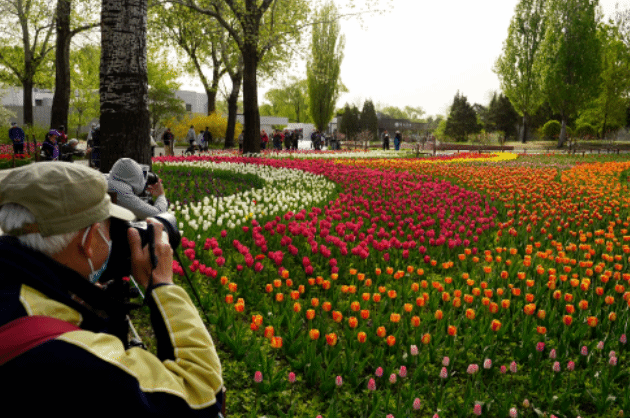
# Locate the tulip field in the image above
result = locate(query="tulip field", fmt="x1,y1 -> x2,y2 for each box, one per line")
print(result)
153,151 -> 630,418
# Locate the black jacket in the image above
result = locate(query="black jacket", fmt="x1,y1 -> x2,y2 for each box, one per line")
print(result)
0,237 -> 224,416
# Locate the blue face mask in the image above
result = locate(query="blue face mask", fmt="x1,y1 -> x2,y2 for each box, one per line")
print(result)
82,225 -> 113,284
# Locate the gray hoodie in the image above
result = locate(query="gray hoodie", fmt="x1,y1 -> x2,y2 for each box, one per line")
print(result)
107,158 -> 168,219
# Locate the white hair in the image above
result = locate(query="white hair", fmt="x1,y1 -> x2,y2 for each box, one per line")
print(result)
0,203 -> 80,256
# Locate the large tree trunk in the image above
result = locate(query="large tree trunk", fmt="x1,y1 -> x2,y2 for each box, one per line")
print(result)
23,78 -> 34,127
50,0 -> 71,131
225,68 -> 243,150
100,0 -> 150,173
521,113 -> 528,143
557,115 -> 568,148
241,42 -> 260,154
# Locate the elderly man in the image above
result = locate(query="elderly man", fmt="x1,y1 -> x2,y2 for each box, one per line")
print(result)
0,162 -> 224,416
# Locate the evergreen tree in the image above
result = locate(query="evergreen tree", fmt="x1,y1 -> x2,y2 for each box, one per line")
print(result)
360,99 -> 378,141
444,91 -> 482,142
487,92 -> 519,142
338,104 -> 361,140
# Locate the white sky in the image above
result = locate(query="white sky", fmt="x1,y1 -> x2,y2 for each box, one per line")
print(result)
180,0 -> 627,117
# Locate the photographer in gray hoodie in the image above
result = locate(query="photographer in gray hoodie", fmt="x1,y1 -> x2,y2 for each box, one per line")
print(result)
107,158 -> 168,220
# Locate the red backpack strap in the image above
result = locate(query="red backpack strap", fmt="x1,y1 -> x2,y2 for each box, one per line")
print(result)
0,315 -> 81,366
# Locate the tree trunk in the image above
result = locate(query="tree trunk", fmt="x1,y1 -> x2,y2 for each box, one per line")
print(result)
241,42 -> 260,154
225,68 -> 243,150
207,65 -> 220,115
557,115 -> 567,148
50,0 -> 71,131
100,0 -> 150,173
521,113 -> 528,143
23,78 -> 34,127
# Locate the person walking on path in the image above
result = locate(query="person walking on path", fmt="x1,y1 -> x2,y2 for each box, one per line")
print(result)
8,122 -> 25,155
382,130 -> 390,150
203,127 -> 212,151
394,131 -> 402,151
162,128 -> 174,156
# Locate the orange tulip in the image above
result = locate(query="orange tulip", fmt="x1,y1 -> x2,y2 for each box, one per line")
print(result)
386,335 -> 396,346
348,316 -> 358,328
491,319 -> 501,332
309,329 -> 320,340
357,331 -> 367,343
447,325 -> 457,336
376,326 -> 386,338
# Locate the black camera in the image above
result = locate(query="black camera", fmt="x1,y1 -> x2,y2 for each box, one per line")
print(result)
137,169 -> 159,204
100,212 -> 181,284
146,171 -> 159,186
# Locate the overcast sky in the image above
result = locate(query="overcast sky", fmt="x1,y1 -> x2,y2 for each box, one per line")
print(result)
180,0 -> 626,118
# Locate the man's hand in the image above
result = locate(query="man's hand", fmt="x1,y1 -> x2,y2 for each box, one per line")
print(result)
128,219 -> 173,289
146,178 -> 165,198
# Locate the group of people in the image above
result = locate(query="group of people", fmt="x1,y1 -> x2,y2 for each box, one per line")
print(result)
260,129 -> 301,151
381,130 -> 404,150
8,122 -> 93,163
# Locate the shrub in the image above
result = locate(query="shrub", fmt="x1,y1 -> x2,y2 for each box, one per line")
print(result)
165,113 -> 242,142
574,123 -> 597,138
541,120 -> 561,140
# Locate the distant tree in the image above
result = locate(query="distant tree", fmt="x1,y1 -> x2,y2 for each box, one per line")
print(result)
473,103 -> 490,131
149,3 -> 226,115
147,49 -> 186,132
50,0 -> 99,130
68,45 -> 100,138
307,1 -> 345,132
338,103 -> 361,140
425,115 -> 444,134
494,0 -> 546,143
576,22 -> 630,137
360,99 -> 378,141
487,92 -> 519,142
444,91 -> 482,141
263,77 -> 311,123
0,0 -> 56,127
536,0 -> 601,147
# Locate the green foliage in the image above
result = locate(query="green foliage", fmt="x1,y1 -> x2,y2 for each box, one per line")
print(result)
155,166 -> 265,205
576,22 -> 630,138
338,104 -> 361,140
444,91 -> 482,142
537,0 -> 601,146
378,105 -> 426,122
487,92 -> 519,141
494,0 -> 546,134
307,1 -> 345,132
360,100 -> 378,141
68,45 -> 100,138
574,122 -> 597,138
147,48 -> 186,130
263,77 -> 311,123
541,120 -> 562,140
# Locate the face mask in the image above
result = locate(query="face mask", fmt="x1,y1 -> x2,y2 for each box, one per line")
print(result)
82,224 -> 113,284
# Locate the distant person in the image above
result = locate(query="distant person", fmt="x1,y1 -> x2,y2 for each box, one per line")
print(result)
162,128 -> 174,156
150,130 -> 157,157
186,125 -> 196,147
273,130 -> 283,150
283,129 -> 292,150
260,129 -> 269,150
41,129 -> 61,161
291,130 -> 298,150
203,127 -> 212,151
60,138 -> 90,163
197,129 -> 205,153
238,131 -> 244,152
382,130 -> 390,150
394,131 -> 402,151
8,122 -> 25,155
57,125 -> 68,144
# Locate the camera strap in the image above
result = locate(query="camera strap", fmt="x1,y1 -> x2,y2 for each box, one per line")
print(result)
0,315 -> 80,366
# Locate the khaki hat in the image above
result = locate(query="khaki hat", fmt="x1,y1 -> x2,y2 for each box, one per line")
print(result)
0,162 -> 135,237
